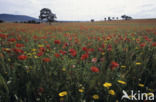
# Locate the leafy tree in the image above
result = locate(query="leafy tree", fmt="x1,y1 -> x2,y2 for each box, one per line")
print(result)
112,17 -> 115,20
39,8 -> 56,24
104,17 -> 107,21
121,15 -> 132,20
0,20 -> 4,23
108,17 -> 111,21
91,19 -> 94,22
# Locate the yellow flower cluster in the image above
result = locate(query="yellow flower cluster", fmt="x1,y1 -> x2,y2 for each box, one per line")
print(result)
103,82 -> 112,88
138,83 -> 144,87
121,65 -> 126,68
136,62 -> 141,65
108,90 -> 115,95
117,80 -> 126,85
92,94 -> 99,100
78,89 -> 84,93
59,91 -> 68,97
38,44 -> 44,47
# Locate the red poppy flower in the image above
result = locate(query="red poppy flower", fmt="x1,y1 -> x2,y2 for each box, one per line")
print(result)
0,33 -> 8,39
18,55 -> 27,60
8,38 -> 16,42
82,47 -> 88,52
13,48 -> 24,54
111,61 -> 119,70
16,43 -> 24,48
69,48 -> 77,57
101,44 -> 105,48
54,53 -> 60,58
42,58 -> 51,62
107,44 -> 112,51
59,50 -> 67,55
39,47 -> 45,52
140,43 -> 146,48
38,87 -> 44,93
91,66 -> 100,72
37,51 -> 44,57
152,42 -> 156,47
64,43 -> 69,47
46,44 -> 50,48
88,48 -> 94,52
98,48 -> 103,52
54,40 -> 61,44
81,53 -> 89,60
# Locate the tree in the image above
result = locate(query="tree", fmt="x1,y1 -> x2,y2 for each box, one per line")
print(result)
91,19 -> 94,22
39,8 -> 56,24
116,17 -> 119,20
112,17 -> 115,20
108,17 -> 111,21
121,15 -> 132,20
104,18 -> 107,21
0,20 -> 4,23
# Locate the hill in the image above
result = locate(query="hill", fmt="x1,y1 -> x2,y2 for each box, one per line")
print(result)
0,14 -> 39,22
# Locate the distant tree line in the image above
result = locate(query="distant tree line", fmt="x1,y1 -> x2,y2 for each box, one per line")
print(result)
14,20 -> 40,24
0,20 -> 4,23
91,14 -> 132,22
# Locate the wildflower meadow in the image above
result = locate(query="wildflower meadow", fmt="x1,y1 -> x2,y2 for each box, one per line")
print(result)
0,20 -> 156,102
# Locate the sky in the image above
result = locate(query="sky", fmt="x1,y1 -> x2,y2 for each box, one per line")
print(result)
0,0 -> 156,21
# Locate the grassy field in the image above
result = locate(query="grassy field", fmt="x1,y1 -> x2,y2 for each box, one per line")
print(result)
0,19 -> 156,102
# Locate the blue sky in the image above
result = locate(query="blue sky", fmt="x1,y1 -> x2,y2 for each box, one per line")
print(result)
0,0 -> 156,21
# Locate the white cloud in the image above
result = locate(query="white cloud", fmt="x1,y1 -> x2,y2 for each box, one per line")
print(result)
0,0 -> 156,20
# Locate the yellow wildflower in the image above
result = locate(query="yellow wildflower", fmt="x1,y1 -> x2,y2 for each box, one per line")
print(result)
62,68 -> 66,71
117,80 -> 126,85
32,52 -> 36,55
104,40 -> 107,43
8,58 -> 11,62
38,44 -> 44,47
147,93 -> 154,96
78,89 -> 84,93
29,66 -> 33,70
27,53 -> 32,56
5,48 -> 10,51
59,91 -> 68,97
32,49 -> 36,52
108,90 -> 115,96
148,89 -> 154,92
138,83 -> 144,87
34,56 -> 38,59
132,38 -> 135,40
5,72 -> 8,74
103,82 -> 112,88
92,94 -> 99,100
101,52 -> 105,55
136,62 -> 141,65
121,65 -> 126,68
116,100 -> 119,102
